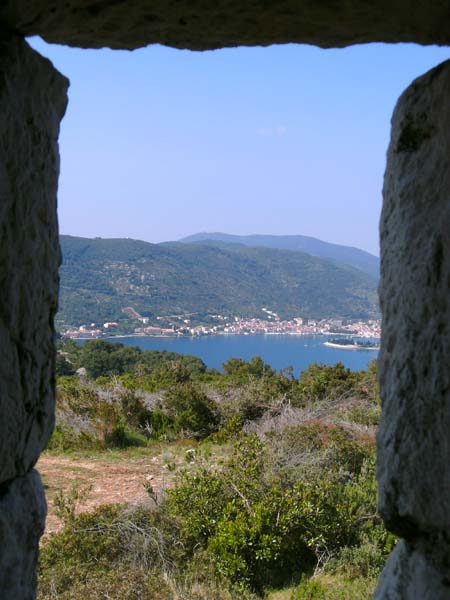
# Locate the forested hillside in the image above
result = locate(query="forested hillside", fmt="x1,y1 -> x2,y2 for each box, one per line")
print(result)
58,235 -> 379,328
180,232 -> 380,278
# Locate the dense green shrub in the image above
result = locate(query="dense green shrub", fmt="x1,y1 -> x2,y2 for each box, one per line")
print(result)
163,383 -> 220,438
38,503 -> 258,600
165,435 -> 384,592
119,389 -> 153,430
58,338 -> 207,381
148,408 -> 173,439
222,356 -> 276,381
56,353 -> 76,377
46,424 -> 97,453
166,469 -> 229,548
296,362 -> 364,404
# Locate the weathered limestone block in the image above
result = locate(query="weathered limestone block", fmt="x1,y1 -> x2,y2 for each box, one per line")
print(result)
2,0 -> 450,51
0,35 -> 68,484
377,59 -> 450,595
374,541 -> 450,600
0,471 -> 46,600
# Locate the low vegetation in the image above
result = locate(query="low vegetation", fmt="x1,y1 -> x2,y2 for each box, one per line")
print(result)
38,339 -> 390,599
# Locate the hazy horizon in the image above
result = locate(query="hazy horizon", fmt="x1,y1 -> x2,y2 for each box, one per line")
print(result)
29,38 -> 450,255
60,229 -> 380,257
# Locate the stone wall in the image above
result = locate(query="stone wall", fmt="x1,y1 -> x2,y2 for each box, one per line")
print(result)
374,59 -> 450,598
2,0 -> 450,50
0,34 -> 68,599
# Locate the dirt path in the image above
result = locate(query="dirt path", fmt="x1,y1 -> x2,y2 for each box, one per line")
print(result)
38,447 -> 182,535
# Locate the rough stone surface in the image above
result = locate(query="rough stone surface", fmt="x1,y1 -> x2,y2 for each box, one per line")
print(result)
0,36 -> 68,484
0,470 -> 46,600
2,1 -> 450,50
378,58 -> 450,536
374,541 -> 450,600
377,59 -> 450,595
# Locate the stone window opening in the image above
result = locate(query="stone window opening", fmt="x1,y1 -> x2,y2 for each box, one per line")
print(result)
0,4 -> 450,597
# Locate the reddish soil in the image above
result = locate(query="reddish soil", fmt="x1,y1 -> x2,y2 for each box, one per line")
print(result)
38,450 -> 176,535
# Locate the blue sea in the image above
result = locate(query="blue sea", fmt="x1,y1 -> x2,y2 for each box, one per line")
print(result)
103,334 -> 378,374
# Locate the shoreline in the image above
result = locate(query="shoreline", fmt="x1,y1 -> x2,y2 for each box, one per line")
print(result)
323,341 -> 380,351
69,332 -> 380,343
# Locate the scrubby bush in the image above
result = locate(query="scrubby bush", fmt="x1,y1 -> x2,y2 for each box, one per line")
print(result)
52,379 -> 150,450
38,503 -> 257,600
330,536 -> 391,581
163,383 -> 220,438
45,347 -> 385,598
56,352 -> 76,377
344,404 -> 381,427
119,389 -> 153,430
165,434 -> 385,592
39,504 -> 180,599
291,574 -> 376,600
223,380 -> 275,424
260,421 -> 374,486
46,424 -> 97,453
41,416 -> 389,598
296,362 -> 364,404
222,356 -> 276,381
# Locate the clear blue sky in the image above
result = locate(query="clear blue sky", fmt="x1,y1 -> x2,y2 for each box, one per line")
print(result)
29,38 -> 450,255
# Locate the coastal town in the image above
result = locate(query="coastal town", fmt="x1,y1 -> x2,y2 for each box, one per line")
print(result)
62,308 -> 381,341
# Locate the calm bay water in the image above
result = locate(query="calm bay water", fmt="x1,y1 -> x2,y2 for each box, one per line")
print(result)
104,334 -> 378,373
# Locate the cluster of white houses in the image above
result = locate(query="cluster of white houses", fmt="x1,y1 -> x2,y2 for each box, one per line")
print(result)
63,314 -> 381,340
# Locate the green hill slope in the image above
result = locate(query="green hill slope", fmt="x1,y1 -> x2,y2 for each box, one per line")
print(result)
57,235 -> 379,329
179,232 -> 380,279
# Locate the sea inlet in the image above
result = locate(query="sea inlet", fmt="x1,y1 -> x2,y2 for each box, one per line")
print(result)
103,334 -> 378,373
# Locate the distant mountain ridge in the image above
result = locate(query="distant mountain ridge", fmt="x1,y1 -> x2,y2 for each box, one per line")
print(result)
57,235 -> 379,329
179,233 -> 379,279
